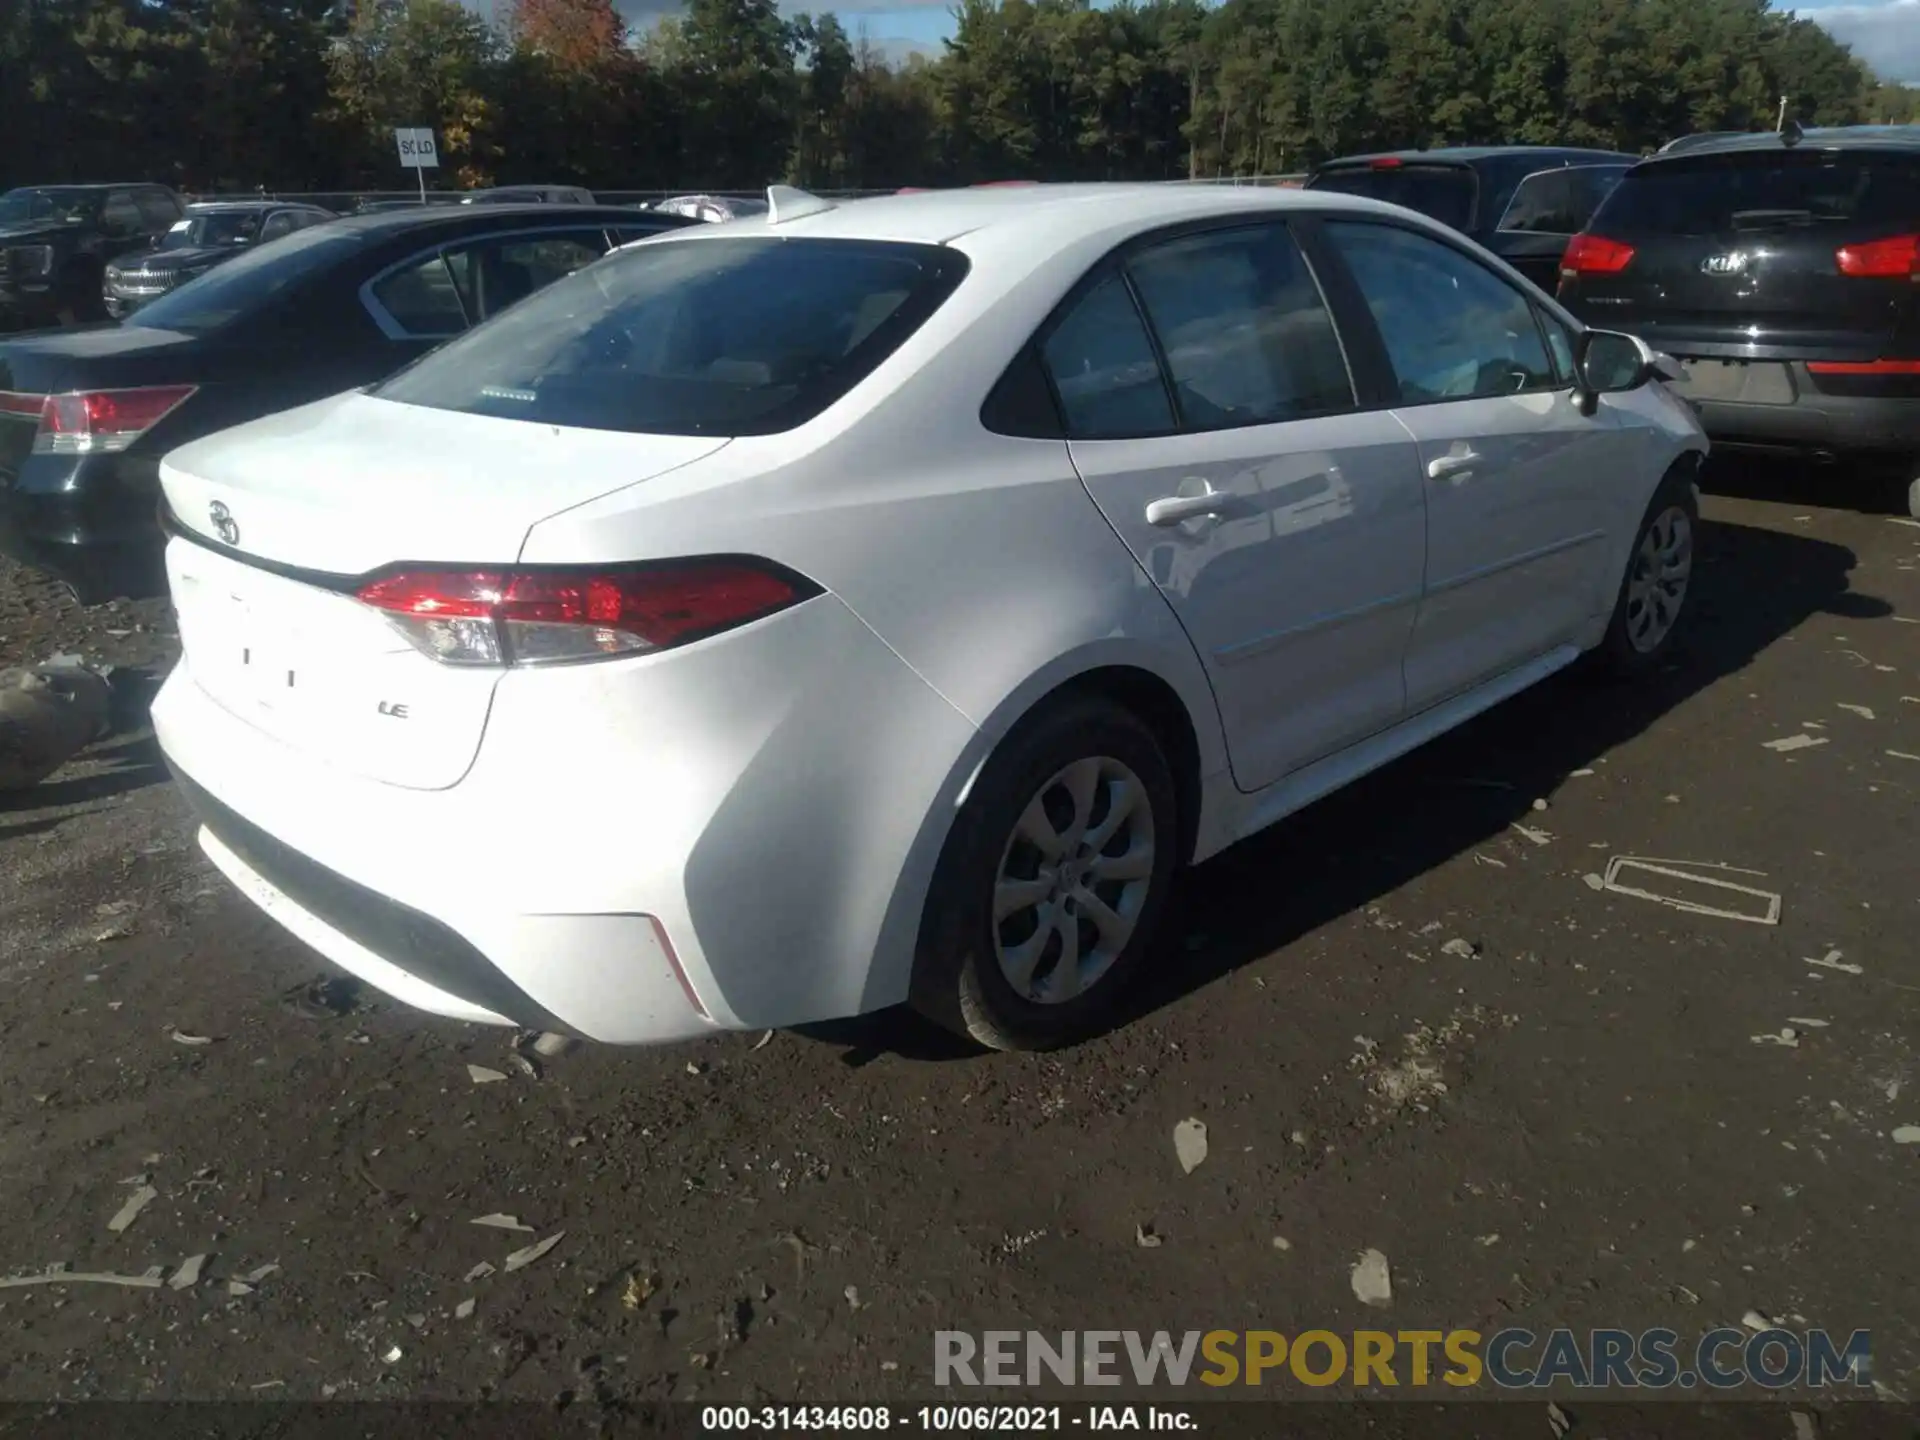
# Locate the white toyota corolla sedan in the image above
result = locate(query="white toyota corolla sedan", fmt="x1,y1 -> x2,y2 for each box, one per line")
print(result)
151,182 -> 1706,1051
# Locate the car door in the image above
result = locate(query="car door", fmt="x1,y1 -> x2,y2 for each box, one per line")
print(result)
1316,218 -> 1628,711
1056,219 -> 1427,794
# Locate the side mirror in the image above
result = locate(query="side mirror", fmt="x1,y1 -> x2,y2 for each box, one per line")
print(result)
1572,328 -> 1659,415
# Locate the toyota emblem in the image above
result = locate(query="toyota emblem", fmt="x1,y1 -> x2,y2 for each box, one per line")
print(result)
208,501 -> 240,546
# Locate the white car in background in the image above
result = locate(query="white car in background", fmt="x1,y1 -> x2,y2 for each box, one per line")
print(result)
151,182 -> 1705,1052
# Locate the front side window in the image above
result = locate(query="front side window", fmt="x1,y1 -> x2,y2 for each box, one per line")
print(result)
1124,223 -> 1353,430
1039,273 -> 1174,439
101,192 -> 142,238
1325,220 -> 1556,403
136,191 -> 182,232
373,236 -> 968,436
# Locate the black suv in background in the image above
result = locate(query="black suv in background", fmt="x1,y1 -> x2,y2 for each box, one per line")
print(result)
103,200 -> 336,318
1558,129 -> 1920,514
0,183 -> 185,328
1304,146 -> 1639,290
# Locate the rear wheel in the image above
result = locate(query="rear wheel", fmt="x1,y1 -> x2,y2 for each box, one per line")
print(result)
1592,466 -> 1699,678
912,695 -> 1179,1052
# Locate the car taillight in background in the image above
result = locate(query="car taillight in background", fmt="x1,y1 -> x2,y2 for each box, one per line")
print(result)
1560,234 -> 1637,278
0,385 -> 198,455
1835,233 -> 1920,279
355,559 -> 820,666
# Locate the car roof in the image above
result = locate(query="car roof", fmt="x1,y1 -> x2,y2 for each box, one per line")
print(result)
1645,125 -> 1920,160
319,203 -> 658,238
3,181 -> 173,194
1314,146 -> 1638,169
646,182 -> 1415,249
187,200 -> 323,214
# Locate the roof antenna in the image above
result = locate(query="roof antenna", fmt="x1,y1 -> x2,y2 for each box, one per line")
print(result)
766,185 -> 836,225
1777,96 -> 1802,148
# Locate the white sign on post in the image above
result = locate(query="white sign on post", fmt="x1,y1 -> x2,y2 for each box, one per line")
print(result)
394,127 -> 438,168
393,127 -> 438,202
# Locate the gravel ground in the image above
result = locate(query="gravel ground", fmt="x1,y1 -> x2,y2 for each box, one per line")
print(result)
0,467 -> 1916,1411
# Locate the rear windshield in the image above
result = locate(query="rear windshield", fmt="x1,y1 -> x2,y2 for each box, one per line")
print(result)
1307,165 -> 1477,232
1594,151 -> 1920,236
373,236 -> 969,437
131,224 -> 364,333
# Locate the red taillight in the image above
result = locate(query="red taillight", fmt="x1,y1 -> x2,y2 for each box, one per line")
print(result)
1807,358 -> 1920,375
1370,157 -> 1404,170
1560,234 -> 1637,277
1835,233 -> 1920,279
355,559 -> 815,666
0,385 -> 198,456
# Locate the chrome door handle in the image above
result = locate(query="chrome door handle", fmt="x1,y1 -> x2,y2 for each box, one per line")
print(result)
1145,490 -> 1229,526
1426,451 -> 1482,481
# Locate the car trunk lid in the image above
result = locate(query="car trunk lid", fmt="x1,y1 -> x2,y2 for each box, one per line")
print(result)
0,325 -> 202,485
161,391 -> 730,790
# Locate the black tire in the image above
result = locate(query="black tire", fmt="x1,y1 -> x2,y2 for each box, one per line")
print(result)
1905,470 -> 1920,521
1591,464 -> 1700,679
910,693 -> 1180,1052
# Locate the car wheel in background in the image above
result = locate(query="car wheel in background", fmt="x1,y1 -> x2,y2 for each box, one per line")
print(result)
912,693 -> 1180,1052
1591,464 -> 1700,679
1906,468 -> 1920,520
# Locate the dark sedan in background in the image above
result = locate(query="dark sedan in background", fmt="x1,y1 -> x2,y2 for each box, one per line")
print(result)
103,200 -> 337,318
1304,146 -> 1638,289
0,203 -> 694,601
102,200 -> 337,319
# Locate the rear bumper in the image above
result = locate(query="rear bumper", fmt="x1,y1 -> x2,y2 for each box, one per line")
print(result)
149,581 -> 982,1045
1670,359 -> 1920,458
0,453 -> 167,600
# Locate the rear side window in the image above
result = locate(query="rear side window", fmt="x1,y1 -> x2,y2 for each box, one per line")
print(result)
373,237 -> 968,437
1126,223 -> 1352,429
1308,165 -> 1477,233
1595,152 -> 1920,236
1040,273 -> 1174,439
1499,168 -> 1626,235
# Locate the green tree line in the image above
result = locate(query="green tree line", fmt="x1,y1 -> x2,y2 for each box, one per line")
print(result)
2,0 -> 1916,195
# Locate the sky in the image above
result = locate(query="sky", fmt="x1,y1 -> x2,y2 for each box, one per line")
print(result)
596,0 -> 1920,81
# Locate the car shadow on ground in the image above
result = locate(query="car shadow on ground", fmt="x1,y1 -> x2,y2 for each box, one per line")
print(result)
811,512 -> 1883,1063
1706,452 -> 1909,517
0,732 -> 167,823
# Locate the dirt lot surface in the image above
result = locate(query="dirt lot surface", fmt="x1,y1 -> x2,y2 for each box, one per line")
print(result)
0,466 -> 1916,1412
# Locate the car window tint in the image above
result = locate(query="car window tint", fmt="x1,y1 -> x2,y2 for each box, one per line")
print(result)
1564,166 -> 1628,230
260,212 -> 298,243
1124,224 -> 1352,430
1499,170 -> 1579,234
1307,165 -> 1477,232
372,250 -> 470,335
101,191 -> 143,237
1039,273 -> 1174,439
136,191 -> 181,231
1326,221 -> 1556,403
373,236 -> 967,437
